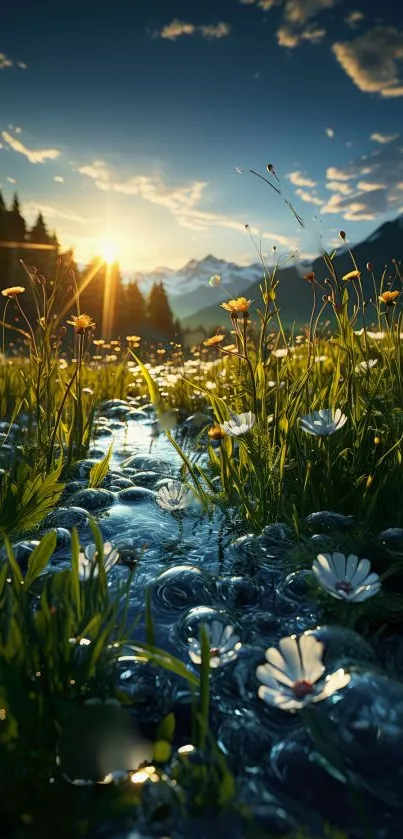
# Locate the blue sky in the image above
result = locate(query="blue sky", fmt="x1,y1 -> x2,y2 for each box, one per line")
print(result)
1,0 -> 403,270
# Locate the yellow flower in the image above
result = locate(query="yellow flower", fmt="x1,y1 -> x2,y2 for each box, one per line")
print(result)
203,333 -> 225,347
93,339 -> 105,346
126,335 -> 141,342
208,424 -> 226,441
2,286 -> 25,297
379,290 -> 399,305
38,316 -> 46,329
221,297 -> 252,315
66,314 -> 96,334
222,343 -> 237,352
342,270 -> 361,281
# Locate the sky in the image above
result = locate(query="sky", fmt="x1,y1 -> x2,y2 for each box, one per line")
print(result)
1,0 -> 403,272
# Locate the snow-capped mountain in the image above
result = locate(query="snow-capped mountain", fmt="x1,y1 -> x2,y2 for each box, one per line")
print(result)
130,254 -> 265,319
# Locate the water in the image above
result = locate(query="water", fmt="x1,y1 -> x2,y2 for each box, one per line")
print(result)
13,397 -> 403,837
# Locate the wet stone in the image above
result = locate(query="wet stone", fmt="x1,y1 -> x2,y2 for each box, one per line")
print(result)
215,576 -> 262,610
42,506 -> 89,531
68,459 -> 103,480
130,470 -> 160,488
309,532 -> 333,549
5,539 -> 40,573
378,527 -> 403,551
275,569 -> 316,605
105,475 -> 134,489
43,527 -> 71,553
121,454 -> 172,473
117,487 -> 156,503
305,625 -> 377,669
93,425 -> 114,438
258,523 -> 294,547
65,488 -> 116,512
150,566 -> 213,615
305,510 -> 354,532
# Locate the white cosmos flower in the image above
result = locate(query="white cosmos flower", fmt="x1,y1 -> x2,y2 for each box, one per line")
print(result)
220,411 -> 255,437
187,621 -> 242,668
272,348 -> 288,358
78,542 -> 119,581
312,552 -> 381,602
256,634 -> 350,712
156,480 -> 197,511
355,359 -> 378,373
300,408 -> 347,436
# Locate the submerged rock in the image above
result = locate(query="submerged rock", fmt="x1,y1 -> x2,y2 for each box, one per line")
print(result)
66,488 -> 116,512
305,511 -> 354,532
378,527 -> 403,551
42,506 -> 89,531
117,487 -> 156,503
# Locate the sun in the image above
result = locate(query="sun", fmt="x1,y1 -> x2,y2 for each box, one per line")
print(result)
99,238 -> 118,264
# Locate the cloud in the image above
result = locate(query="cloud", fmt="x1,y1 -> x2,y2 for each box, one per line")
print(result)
287,170 -> 317,187
78,162 -> 255,236
17,62 -> 27,70
77,160 -> 110,181
22,201 -> 85,225
54,176 -> 64,183
371,132 -> 398,144
326,127 -> 334,138
332,27 -> 403,97
0,52 -> 13,69
322,135 -> 403,220
6,176 -> 16,184
344,10 -> 365,30
239,0 -> 281,8
326,180 -> 354,195
261,230 -> 299,246
2,131 -> 61,164
295,187 -> 324,205
272,0 -> 337,47
159,19 -> 230,40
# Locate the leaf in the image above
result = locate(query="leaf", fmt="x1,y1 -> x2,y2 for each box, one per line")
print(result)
25,531 -> 57,588
88,442 -> 113,488
153,739 -> 171,764
129,352 -> 161,408
157,711 -> 175,743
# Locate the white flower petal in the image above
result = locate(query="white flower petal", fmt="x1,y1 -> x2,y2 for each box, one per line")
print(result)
345,554 -> 360,582
298,634 -> 325,683
349,582 -> 381,602
314,668 -> 351,701
278,636 -> 304,682
349,558 -> 371,587
329,551 -> 347,580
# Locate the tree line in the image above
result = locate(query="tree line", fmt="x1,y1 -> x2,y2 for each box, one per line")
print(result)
0,191 -> 181,344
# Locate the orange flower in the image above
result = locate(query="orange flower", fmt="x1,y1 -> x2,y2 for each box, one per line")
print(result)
203,333 -> 225,347
208,425 -> 226,441
303,272 -> 316,284
1,286 -> 25,297
66,314 -> 96,334
379,290 -> 399,305
221,297 -> 251,315
342,270 -> 361,281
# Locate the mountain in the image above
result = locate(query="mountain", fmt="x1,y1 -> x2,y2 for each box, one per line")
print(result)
130,255 -> 263,319
181,215 -> 403,331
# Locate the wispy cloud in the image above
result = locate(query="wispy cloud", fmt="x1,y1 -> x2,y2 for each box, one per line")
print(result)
22,201 -> 85,225
326,127 -> 334,138
6,176 -> 16,184
77,161 -> 253,236
322,136 -> 403,220
295,187 -> 324,206
77,160 -> 110,181
243,0 -> 337,47
159,19 -> 231,40
54,176 -> 64,183
332,27 -> 403,97
344,10 -> 365,30
370,132 -> 398,144
2,131 -> 61,164
0,52 -> 13,69
287,170 -> 317,187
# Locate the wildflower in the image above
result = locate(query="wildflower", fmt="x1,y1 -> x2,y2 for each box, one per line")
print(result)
367,331 -> 385,340
203,333 -> 225,347
126,335 -> 141,343
303,272 -> 316,283
93,339 -> 105,346
272,348 -> 288,358
156,480 -> 196,511
222,343 -> 237,352
209,274 -> 221,287
256,633 -> 350,712
1,286 -> 25,297
221,297 -> 251,315
374,435 -> 381,445
379,291 -> 399,305
78,542 -> 119,581
187,621 -> 241,668
67,314 -> 96,334
220,411 -> 255,437
38,316 -> 46,329
300,408 -> 347,436
355,359 -> 378,373
208,424 -> 226,441
312,552 -> 381,602
342,270 -> 360,281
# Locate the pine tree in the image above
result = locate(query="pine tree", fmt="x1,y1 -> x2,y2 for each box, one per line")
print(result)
120,280 -> 146,336
147,281 -> 175,339
29,212 -> 50,244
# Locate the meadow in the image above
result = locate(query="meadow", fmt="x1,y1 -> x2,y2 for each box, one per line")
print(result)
0,231 -> 403,839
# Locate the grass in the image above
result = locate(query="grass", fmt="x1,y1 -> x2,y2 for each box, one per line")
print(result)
0,193 -> 402,836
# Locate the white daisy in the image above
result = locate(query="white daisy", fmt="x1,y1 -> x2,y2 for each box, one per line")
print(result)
78,542 -> 119,581
355,359 -> 378,373
220,411 -> 255,437
256,634 -> 350,712
187,621 -> 242,668
156,480 -> 196,511
312,552 -> 381,602
299,408 -> 347,436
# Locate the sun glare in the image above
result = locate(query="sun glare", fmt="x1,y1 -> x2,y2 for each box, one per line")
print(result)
99,239 -> 117,264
